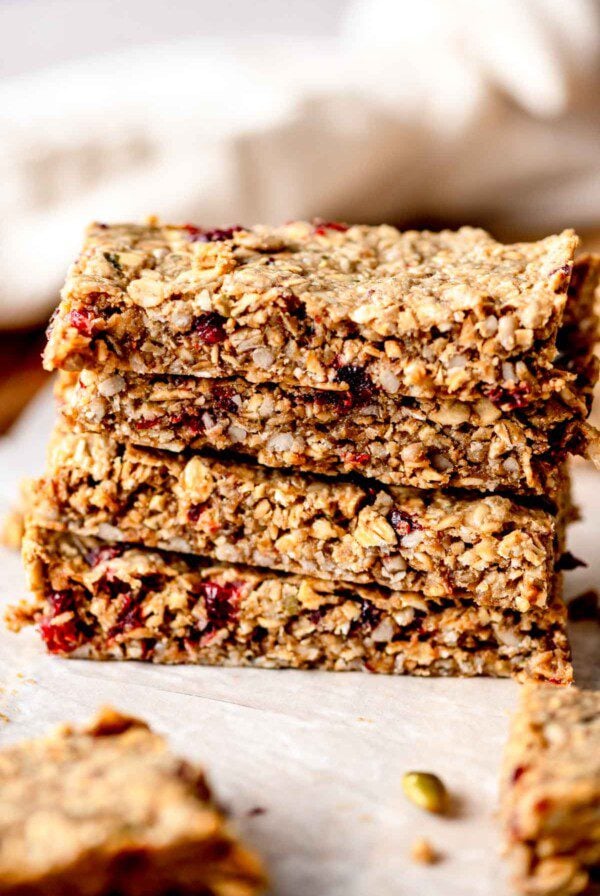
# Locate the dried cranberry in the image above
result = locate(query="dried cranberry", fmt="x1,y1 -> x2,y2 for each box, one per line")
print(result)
335,364 -> 375,404
136,416 -> 162,430
312,390 -> 355,414
192,312 -> 227,345
67,308 -> 95,337
313,219 -> 349,236
39,617 -> 81,654
183,224 -> 243,242
343,451 -> 370,465
511,765 -> 528,783
86,544 -> 124,567
187,503 -> 206,523
170,410 -> 205,434
48,590 -> 74,614
357,600 -> 382,631
484,382 -> 531,411
211,384 -> 240,414
108,595 -> 143,638
388,509 -> 422,537
199,580 -> 242,628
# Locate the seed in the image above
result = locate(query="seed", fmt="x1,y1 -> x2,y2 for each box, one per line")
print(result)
402,771 -> 448,814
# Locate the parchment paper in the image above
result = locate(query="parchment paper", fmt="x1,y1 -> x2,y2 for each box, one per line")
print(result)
0,387 -> 598,896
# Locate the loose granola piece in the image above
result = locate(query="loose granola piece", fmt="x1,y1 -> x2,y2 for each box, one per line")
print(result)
500,684 -> 600,896
0,506 -> 24,551
9,523 -> 573,682
44,221 -> 581,402
33,427 -> 569,611
410,838 -> 439,865
0,707 -> 266,896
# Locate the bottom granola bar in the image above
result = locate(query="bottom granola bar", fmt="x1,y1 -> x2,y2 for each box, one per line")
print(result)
501,684 -> 600,895
0,706 -> 266,896
10,524 -> 572,682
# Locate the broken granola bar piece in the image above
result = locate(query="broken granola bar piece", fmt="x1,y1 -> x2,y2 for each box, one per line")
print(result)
500,684 -> 600,895
0,707 -> 266,895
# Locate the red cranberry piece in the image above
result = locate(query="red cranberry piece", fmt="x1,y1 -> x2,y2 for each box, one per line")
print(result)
312,390 -> 355,414
511,765 -> 528,783
136,416 -> 162,430
183,224 -> 243,242
484,382 -> 531,411
343,451 -> 370,465
108,595 -> 143,638
67,308 -> 95,337
388,509 -> 422,537
313,219 -> 349,236
40,616 -> 81,654
192,312 -> 227,345
335,364 -> 375,404
200,580 -> 242,627
86,544 -> 124,567
211,385 -> 240,414
48,590 -> 74,614
188,503 -> 207,523
170,410 -> 205,434
357,600 -> 382,631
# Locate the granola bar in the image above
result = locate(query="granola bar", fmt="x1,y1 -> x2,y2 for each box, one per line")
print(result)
0,707 -> 266,896
44,221 -> 581,402
58,366 -> 591,495
32,428 -> 570,611
500,684 -> 600,895
9,523 -> 573,682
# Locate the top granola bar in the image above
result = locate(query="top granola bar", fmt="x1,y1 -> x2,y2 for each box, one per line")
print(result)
44,221 -> 579,401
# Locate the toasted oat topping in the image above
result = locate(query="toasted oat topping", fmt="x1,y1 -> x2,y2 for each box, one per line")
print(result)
44,221 -> 582,399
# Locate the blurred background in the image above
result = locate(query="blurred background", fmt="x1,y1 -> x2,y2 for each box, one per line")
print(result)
1,0 -> 599,428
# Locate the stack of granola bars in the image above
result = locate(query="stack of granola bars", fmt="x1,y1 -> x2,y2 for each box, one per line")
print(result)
11,221 -> 599,681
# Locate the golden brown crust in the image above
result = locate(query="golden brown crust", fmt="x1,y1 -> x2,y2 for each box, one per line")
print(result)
44,221 -> 580,401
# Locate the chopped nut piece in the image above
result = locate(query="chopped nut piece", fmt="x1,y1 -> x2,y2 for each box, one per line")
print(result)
402,772 -> 449,814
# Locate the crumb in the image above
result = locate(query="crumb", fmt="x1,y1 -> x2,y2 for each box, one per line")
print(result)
1,506 -> 24,551
247,807 -> 266,817
0,712 -> 10,724
567,589 -> 599,622
410,838 -> 438,865
357,717 -> 373,723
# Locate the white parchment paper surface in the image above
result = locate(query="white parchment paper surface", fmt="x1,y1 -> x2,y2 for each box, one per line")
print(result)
0,386 -> 598,896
